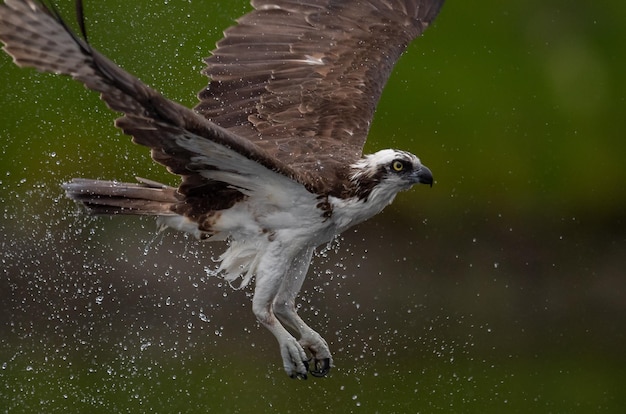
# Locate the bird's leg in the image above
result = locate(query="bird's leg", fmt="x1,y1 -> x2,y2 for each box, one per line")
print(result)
252,246 -> 310,379
273,247 -> 333,377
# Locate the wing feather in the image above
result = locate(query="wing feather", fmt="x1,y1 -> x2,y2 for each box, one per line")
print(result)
0,0 -> 315,202
196,0 -> 445,172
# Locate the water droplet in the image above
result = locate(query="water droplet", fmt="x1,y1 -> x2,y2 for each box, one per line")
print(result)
199,313 -> 210,323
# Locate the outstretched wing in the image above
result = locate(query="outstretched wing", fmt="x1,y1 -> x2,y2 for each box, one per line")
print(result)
0,0 -> 311,201
0,0 -> 444,198
196,0 -> 445,171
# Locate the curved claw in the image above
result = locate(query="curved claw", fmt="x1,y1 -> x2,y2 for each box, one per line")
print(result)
308,357 -> 331,377
289,359 -> 309,380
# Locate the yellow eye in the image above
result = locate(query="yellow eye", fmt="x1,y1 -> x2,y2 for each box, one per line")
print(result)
392,160 -> 404,172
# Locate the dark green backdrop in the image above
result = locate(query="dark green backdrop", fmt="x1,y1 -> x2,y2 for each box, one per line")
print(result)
1,1 -> 624,412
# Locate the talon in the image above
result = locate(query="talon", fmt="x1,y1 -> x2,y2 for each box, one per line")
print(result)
289,372 -> 308,380
308,358 -> 331,377
288,360 -> 310,380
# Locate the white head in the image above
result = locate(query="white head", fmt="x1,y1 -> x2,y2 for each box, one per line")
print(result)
350,149 -> 433,202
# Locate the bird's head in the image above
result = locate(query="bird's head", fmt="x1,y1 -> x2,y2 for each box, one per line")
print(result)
350,149 -> 433,202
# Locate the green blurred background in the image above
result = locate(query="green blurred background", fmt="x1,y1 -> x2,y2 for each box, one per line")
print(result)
1,0 -> 625,412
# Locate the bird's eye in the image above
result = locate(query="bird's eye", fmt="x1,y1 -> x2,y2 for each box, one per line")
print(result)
392,160 -> 404,172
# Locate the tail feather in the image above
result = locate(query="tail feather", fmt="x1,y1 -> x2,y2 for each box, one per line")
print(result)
63,177 -> 179,216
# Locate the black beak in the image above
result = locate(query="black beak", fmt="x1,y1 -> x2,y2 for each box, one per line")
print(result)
414,165 -> 434,187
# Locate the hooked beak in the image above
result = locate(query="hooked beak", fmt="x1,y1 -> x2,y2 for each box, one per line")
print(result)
413,165 -> 434,187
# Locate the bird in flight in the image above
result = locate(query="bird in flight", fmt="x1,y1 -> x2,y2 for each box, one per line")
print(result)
0,0 -> 443,378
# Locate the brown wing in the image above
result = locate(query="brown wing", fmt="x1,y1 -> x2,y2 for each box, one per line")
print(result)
0,0 -> 309,201
0,0 -> 443,199
196,0 -> 445,171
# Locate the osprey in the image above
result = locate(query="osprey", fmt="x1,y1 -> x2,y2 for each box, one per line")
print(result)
0,0 -> 443,378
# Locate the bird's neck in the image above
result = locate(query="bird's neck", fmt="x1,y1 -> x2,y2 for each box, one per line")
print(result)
328,187 -> 398,232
